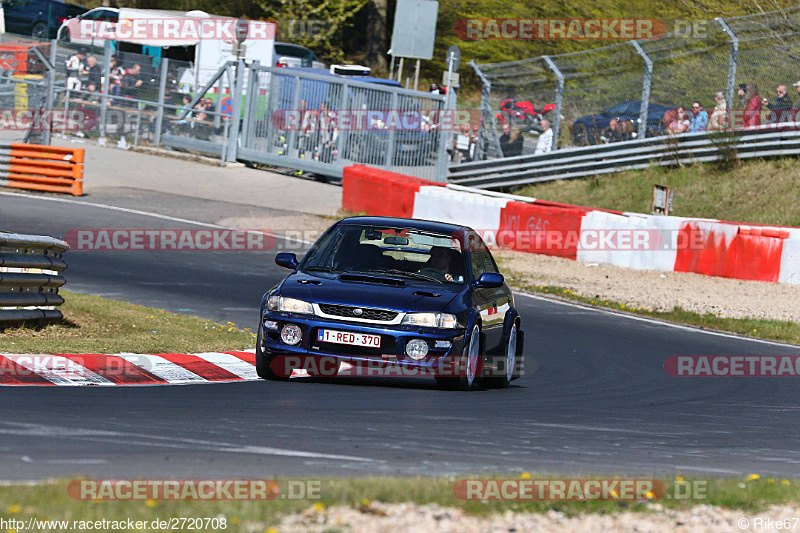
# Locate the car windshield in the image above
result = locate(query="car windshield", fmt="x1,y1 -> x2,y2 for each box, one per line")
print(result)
303,224 -> 467,284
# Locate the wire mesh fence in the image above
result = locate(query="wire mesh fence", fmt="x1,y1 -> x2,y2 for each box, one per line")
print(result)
470,5 -> 800,160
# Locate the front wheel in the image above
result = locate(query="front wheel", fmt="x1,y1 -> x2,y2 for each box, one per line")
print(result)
436,324 -> 482,391
32,22 -> 48,40
484,323 -> 519,389
255,326 -> 290,381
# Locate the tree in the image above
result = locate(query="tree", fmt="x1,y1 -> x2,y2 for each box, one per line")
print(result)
364,0 -> 388,71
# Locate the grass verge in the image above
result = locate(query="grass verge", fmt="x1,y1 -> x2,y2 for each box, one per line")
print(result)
514,158 -> 800,227
0,291 -> 255,354
0,475 -> 796,529
511,282 -> 800,345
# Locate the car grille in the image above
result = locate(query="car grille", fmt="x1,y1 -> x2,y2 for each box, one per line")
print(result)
318,303 -> 398,321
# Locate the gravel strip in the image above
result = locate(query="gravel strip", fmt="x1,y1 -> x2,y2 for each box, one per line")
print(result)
269,502 -> 800,532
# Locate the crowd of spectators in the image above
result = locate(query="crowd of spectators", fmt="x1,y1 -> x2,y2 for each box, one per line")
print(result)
65,48 -> 143,102
665,80 -> 800,134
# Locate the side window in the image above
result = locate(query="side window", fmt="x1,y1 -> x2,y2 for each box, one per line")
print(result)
467,232 -> 498,279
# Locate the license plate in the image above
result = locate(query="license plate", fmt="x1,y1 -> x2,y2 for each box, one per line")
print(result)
317,329 -> 381,348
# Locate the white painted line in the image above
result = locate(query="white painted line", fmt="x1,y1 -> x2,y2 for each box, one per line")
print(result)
516,291 -> 800,349
0,191 -> 314,245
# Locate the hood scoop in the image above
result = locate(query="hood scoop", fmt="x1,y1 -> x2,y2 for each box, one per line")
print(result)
338,273 -> 406,287
414,290 -> 441,297
297,279 -> 321,285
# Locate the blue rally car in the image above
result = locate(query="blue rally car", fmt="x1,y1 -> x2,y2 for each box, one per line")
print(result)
256,216 -> 524,390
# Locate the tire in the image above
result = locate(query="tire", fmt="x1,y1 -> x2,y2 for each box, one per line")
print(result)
60,28 -> 71,43
255,325 -> 290,381
572,123 -> 591,146
436,323 -> 482,391
484,322 -> 518,389
32,22 -> 48,40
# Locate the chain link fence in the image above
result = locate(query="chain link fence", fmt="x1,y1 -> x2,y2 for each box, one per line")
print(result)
471,5 -> 800,159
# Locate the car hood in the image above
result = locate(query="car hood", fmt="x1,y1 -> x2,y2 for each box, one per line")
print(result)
277,271 -> 465,313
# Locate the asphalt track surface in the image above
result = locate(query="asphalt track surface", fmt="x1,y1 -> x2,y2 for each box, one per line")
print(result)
1,191 -> 800,480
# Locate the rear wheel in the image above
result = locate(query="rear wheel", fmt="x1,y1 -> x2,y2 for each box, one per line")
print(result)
32,22 -> 48,40
60,28 -> 71,43
436,324 -> 482,391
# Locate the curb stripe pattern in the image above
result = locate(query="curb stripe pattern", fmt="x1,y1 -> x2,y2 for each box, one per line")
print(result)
0,350 -> 258,386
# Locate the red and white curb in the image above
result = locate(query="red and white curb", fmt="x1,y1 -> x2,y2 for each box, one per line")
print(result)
0,351 -> 260,386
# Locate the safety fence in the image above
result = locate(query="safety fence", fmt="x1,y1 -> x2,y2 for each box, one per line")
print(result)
471,5 -> 800,159
449,126 -> 800,189
0,231 -> 68,322
343,165 -> 800,286
0,143 -> 84,195
1,35 -> 453,180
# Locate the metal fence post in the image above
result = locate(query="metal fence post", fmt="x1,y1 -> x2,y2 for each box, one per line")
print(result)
434,91 -> 452,182
384,90 -> 399,169
470,59 -> 501,160
226,58 -> 246,162
241,61 -> 259,148
43,40 -> 57,145
542,56 -> 564,151
98,40 -> 111,139
631,41 -> 653,140
154,58 -> 168,147
716,17 -> 738,113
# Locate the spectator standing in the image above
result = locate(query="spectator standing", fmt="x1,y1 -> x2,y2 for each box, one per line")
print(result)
709,91 -> 728,130
499,122 -> 523,157
535,119 -> 553,154
689,102 -> 708,132
601,118 -> 624,143
65,48 -> 86,91
763,84 -> 793,124
737,83 -> 748,111
668,107 -> 690,134
743,83 -> 761,128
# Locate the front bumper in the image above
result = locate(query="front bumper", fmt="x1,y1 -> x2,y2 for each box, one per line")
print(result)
260,310 -> 466,373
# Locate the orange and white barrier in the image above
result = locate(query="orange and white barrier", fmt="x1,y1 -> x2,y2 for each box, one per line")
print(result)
0,143 -> 84,196
342,164 -> 800,286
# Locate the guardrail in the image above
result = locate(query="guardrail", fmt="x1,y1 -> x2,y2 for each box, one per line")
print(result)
0,231 -> 68,322
0,143 -> 84,195
448,127 -> 800,189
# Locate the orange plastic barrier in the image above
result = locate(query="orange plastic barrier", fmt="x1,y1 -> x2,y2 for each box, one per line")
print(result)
0,143 -> 84,196
342,165 -> 443,218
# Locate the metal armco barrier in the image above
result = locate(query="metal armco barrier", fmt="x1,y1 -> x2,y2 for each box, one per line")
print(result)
449,127 -> 800,190
0,231 -> 68,322
0,143 -> 84,195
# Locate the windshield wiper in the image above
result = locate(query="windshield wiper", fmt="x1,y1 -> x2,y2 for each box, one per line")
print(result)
358,269 -> 443,284
305,266 -> 341,273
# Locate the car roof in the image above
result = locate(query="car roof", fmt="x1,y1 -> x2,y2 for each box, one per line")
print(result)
338,216 -> 470,234
279,67 -> 402,87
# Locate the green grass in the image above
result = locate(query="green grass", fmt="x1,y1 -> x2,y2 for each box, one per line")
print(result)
0,474 -> 795,530
0,291 -> 255,354
515,158 -> 800,227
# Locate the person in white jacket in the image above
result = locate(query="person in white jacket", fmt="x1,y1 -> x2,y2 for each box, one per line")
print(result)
535,119 -> 553,154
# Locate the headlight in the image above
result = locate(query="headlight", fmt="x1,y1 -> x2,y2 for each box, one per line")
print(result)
401,313 -> 458,329
267,295 -> 314,315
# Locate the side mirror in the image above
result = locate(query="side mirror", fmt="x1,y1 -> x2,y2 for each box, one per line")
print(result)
476,272 -> 504,288
275,252 -> 298,270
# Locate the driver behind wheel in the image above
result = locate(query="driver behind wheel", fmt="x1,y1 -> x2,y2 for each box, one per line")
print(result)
419,246 -> 463,282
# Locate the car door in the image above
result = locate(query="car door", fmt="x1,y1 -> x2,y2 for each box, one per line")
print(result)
2,0 -> 35,34
467,231 -> 507,353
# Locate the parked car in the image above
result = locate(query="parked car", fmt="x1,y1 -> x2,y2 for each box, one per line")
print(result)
571,100 -> 674,146
57,6 -> 118,46
1,0 -> 86,39
257,216 -> 525,391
